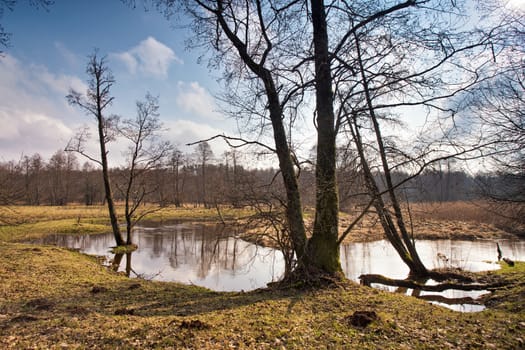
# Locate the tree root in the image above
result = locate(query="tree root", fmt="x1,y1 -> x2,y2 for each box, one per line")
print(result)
359,274 -> 508,292
268,265 -> 346,290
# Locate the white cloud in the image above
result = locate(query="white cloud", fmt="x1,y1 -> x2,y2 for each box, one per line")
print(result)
0,109 -> 73,160
164,119 -> 229,156
54,41 -> 79,67
175,81 -> 222,120
32,65 -> 88,95
507,0 -> 525,9
112,37 -> 182,79
0,54 -> 86,161
0,54 -> 88,102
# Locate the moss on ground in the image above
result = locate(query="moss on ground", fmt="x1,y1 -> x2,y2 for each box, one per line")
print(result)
0,242 -> 524,349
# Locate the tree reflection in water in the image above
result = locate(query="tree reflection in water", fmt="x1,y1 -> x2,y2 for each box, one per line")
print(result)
107,222 -> 284,290
111,252 -> 132,277
32,225 -> 525,308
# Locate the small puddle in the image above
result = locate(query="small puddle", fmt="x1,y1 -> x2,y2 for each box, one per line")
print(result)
31,222 -> 525,312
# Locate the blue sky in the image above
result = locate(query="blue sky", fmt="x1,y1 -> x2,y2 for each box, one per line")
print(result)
0,0 -> 234,164
1,0 -> 523,168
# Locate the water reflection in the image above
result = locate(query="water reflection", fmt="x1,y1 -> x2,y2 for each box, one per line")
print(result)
37,223 -> 285,291
34,223 -> 525,311
340,239 -> 523,281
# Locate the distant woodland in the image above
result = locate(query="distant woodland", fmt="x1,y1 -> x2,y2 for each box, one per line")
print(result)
0,147 -> 514,209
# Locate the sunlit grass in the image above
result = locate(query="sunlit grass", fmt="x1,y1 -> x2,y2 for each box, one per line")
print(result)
0,219 -> 110,242
0,242 -> 523,349
0,204 -> 255,242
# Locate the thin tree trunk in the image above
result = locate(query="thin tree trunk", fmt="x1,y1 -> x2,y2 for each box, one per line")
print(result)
264,73 -> 308,265
349,115 -> 418,270
353,32 -> 427,276
213,3 -> 308,270
97,113 -> 124,247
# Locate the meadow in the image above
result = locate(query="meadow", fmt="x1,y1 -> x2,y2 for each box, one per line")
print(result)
0,201 -> 524,348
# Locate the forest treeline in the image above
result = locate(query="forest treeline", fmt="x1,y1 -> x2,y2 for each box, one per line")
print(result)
0,147 -> 506,209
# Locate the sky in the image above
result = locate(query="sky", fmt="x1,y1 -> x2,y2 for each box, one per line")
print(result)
1,0 -> 524,168
0,0 -> 235,166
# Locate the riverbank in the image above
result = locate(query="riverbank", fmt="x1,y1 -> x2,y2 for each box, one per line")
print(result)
0,204 -> 252,243
0,202 -> 522,245
243,202 -> 522,248
0,242 -> 524,349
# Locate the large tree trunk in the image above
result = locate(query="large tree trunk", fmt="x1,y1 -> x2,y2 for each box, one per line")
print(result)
213,5 -> 308,274
307,0 -> 342,275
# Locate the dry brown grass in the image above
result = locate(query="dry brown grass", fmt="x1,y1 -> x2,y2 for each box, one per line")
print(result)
242,201 -> 523,248
338,201 -> 523,243
410,201 -> 508,224
410,201 -> 525,235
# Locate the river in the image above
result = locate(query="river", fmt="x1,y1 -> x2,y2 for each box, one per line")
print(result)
34,222 -> 525,312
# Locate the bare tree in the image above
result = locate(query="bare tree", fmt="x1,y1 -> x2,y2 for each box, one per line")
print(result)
66,52 -> 125,246
20,153 -> 43,205
153,0 -> 336,277
0,159 -> 23,205
147,0 -> 520,281
459,19 -> 525,227
116,93 -> 172,245
168,148 -> 185,207
81,161 -> 100,206
332,0 -> 514,277
194,141 -> 213,208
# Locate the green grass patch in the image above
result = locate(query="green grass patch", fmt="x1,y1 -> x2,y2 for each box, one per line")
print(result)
0,219 -> 110,242
110,244 -> 138,254
0,204 -> 255,243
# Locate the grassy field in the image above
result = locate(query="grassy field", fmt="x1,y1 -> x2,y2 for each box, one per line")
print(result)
0,242 -> 524,349
0,202 -> 524,348
0,202 -> 522,245
0,204 -> 253,243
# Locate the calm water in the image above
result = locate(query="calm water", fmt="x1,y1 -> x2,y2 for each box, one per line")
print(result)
35,222 -> 525,312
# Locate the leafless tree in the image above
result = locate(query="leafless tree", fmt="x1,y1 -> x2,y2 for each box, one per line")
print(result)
332,0 -> 517,277
81,161 -> 101,206
46,150 -> 78,206
66,52 -> 125,246
20,153 -> 43,205
133,0 -> 521,281
194,141 -> 213,208
168,148 -> 185,207
152,0 -> 341,277
116,93 -> 172,245
454,10 -> 525,230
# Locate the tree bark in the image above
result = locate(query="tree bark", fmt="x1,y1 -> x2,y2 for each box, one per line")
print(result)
308,0 -> 342,274
212,2 -> 308,268
97,114 -> 124,246
353,32 -> 427,277
92,68 -> 124,247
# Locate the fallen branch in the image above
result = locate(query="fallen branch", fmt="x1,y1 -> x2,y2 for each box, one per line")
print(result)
359,274 -> 507,292
417,295 -> 481,306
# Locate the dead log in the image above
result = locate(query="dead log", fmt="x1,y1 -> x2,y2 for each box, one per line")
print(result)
502,257 -> 515,267
359,274 -> 506,292
417,294 -> 481,306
